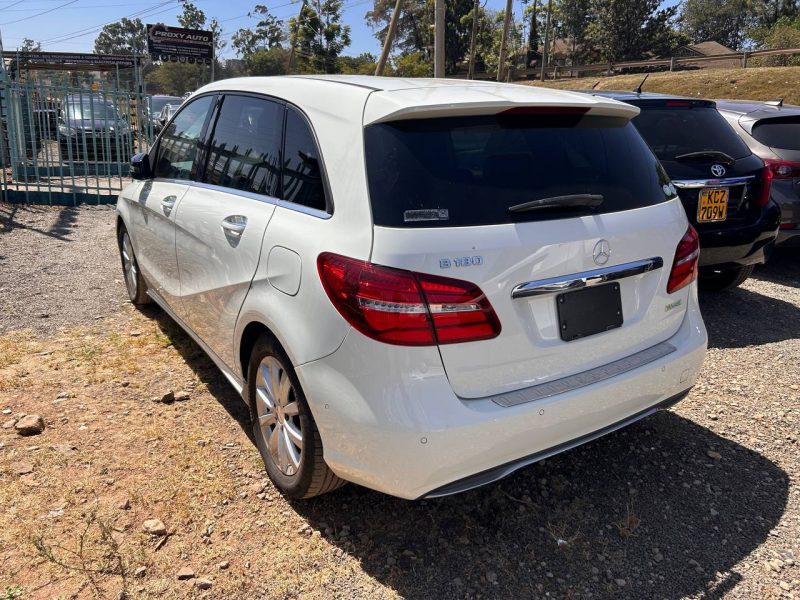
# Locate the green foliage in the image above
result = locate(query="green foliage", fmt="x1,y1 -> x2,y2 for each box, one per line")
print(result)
19,38 -> 41,53
366,0 -> 431,56
93,17 -> 148,55
393,51 -> 432,76
146,62 -> 207,95
751,16 -> 800,65
554,0 -> 590,60
0,586 -> 23,600
232,5 -> 286,59
289,0 -> 352,74
178,1 -> 226,55
585,0 -> 682,62
678,0 -> 755,49
338,52 -> 379,74
245,47 -> 290,75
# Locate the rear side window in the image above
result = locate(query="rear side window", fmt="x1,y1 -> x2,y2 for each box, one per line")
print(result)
751,118 -> 800,150
632,105 -> 751,161
364,113 -> 674,227
282,107 -> 327,212
203,95 -> 283,197
154,95 -> 214,180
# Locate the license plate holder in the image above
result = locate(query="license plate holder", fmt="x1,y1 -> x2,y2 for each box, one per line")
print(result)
697,187 -> 729,223
557,283 -> 623,342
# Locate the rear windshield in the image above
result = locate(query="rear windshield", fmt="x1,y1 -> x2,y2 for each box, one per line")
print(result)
632,105 -> 751,161
364,113 -> 674,228
751,118 -> 800,150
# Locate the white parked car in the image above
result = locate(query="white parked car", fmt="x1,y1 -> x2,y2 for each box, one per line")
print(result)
117,76 -> 707,500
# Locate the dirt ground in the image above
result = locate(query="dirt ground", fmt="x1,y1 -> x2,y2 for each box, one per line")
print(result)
0,204 -> 798,600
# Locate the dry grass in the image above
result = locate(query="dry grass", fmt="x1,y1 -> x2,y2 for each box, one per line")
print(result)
521,66 -> 800,104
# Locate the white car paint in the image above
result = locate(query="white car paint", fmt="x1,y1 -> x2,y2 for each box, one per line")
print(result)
117,75 -> 707,499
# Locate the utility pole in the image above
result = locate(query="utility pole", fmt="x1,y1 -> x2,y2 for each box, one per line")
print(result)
434,0 -> 445,77
539,0 -> 552,81
287,0 -> 307,74
467,0 -> 480,79
376,0 -> 403,75
497,0 -> 513,81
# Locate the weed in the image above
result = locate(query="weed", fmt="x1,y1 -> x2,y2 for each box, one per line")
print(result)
616,504 -> 642,539
0,586 -> 23,600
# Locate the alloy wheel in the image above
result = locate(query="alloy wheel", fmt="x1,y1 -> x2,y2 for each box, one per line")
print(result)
254,356 -> 303,476
120,232 -> 138,298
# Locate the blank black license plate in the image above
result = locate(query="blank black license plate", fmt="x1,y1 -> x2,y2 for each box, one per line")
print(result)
556,283 -> 623,342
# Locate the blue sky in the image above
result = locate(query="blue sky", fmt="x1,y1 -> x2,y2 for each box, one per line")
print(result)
0,0 -> 680,60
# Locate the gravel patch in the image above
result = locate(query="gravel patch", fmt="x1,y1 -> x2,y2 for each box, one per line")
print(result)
0,203 -> 798,599
0,203 -> 124,335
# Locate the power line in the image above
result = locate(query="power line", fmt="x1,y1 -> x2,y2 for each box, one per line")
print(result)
0,0 -> 80,26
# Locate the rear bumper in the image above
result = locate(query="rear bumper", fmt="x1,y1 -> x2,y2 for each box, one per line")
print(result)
296,285 -> 708,500
697,201 -> 780,268
773,182 -> 800,245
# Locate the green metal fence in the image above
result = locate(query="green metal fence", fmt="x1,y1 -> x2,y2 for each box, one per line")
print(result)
0,50 -> 153,205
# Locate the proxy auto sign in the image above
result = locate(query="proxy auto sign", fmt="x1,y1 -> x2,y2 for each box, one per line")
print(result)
147,24 -> 213,65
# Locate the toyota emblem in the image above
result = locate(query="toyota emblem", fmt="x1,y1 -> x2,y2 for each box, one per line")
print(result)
710,164 -> 726,177
593,239 -> 611,265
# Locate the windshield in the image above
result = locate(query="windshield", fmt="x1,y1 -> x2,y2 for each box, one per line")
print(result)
364,113 -> 674,227
752,117 -> 800,151
65,102 -> 119,121
632,105 -> 751,161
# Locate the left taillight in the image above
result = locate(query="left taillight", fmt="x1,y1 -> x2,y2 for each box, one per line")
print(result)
667,226 -> 700,294
757,162 -> 776,207
317,252 -> 501,346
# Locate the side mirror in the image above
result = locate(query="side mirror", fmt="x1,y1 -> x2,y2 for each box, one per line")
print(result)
130,152 -> 152,180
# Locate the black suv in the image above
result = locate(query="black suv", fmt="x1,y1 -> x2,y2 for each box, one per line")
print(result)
590,92 -> 780,291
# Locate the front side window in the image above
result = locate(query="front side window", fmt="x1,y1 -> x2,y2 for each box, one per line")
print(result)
282,108 -> 327,212
203,94 -> 283,197
154,95 -> 214,180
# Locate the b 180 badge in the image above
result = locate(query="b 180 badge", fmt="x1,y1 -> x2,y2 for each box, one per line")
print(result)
440,256 -> 483,269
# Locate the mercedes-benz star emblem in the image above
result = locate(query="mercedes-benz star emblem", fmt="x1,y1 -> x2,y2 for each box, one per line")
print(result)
710,164 -> 726,177
593,239 -> 611,266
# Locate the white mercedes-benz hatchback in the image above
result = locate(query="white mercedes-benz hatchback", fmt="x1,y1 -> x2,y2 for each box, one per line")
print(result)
117,76 -> 707,499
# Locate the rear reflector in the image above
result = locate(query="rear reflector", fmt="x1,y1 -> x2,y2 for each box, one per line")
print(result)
667,226 -> 700,294
318,252 -> 501,346
779,223 -> 798,230
765,159 -> 800,180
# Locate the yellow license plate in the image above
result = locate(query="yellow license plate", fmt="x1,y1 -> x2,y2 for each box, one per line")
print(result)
697,188 -> 729,223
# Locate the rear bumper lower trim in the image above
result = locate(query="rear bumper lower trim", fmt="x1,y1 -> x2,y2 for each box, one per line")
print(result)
482,341 -> 677,407
422,388 -> 691,499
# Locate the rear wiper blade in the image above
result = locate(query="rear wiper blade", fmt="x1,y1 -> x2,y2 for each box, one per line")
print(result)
508,194 -> 604,214
674,150 -> 735,165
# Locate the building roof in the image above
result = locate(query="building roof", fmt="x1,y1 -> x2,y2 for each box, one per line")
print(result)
682,41 -> 736,56
197,75 -> 639,125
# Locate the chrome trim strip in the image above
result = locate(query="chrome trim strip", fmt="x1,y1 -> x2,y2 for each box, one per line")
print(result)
672,175 -> 755,189
146,290 -> 245,396
423,388 -> 690,498
511,257 -> 663,299
484,341 -> 676,408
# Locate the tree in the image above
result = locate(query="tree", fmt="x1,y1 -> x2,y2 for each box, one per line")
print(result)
289,0 -> 352,73
338,52 -> 379,73
751,15 -> 800,64
246,47 -> 290,75
678,0 -> 756,49
393,50 -> 432,75
555,0 -> 590,60
366,0 -> 430,56
178,1 -> 226,56
753,0 -> 799,29
584,0 -> 681,62
232,5 -> 287,59
19,38 -> 41,53
146,61 -> 202,95
94,18 -> 148,55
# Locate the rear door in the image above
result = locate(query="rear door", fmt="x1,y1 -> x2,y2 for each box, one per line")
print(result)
365,110 -> 692,399
175,93 -> 283,368
128,94 -> 215,309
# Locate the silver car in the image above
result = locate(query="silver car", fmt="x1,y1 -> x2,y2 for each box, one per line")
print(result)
717,99 -> 800,245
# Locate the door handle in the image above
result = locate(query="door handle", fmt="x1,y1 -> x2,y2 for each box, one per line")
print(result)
221,215 -> 247,237
160,195 -> 177,214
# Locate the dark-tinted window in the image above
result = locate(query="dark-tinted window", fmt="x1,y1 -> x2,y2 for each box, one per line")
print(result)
154,95 -> 213,180
632,105 -> 751,161
364,114 -> 674,227
203,95 -> 283,196
752,117 -> 800,151
282,108 -> 327,211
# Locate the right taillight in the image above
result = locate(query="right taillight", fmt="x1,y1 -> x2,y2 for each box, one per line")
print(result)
317,252 -> 501,346
667,226 -> 700,294
757,163 -> 775,207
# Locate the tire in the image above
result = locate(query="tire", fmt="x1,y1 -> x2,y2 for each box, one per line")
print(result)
118,227 -> 151,305
247,335 -> 345,499
698,264 -> 754,292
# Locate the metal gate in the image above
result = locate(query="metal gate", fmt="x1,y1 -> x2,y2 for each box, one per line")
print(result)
0,47 -> 154,205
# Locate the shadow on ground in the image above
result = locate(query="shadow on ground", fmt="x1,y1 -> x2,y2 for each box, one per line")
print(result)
0,203 -> 79,241
751,246 -> 800,288
148,305 -> 790,600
